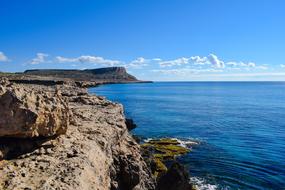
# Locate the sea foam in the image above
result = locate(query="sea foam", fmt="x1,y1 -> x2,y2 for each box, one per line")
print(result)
190,177 -> 218,190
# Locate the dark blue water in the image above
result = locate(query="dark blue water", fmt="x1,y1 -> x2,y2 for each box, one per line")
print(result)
89,82 -> 285,190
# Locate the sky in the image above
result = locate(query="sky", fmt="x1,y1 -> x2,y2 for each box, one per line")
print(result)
0,0 -> 285,81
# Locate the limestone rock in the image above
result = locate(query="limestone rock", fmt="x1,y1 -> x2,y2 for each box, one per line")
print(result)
0,84 -> 69,138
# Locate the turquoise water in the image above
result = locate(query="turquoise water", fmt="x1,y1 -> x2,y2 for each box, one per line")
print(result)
89,82 -> 285,190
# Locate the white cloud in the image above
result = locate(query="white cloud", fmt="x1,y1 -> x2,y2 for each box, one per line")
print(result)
226,61 -> 257,68
158,54 -> 225,68
207,54 -> 225,68
56,55 -> 121,66
241,62 -> 255,67
189,54 -> 224,68
256,66 -> 268,70
196,72 -> 285,77
226,62 -> 239,66
127,57 -> 148,68
159,57 -> 189,67
152,68 -> 223,75
30,53 -> 49,65
247,62 -> 256,67
0,52 -> 9,62
152,58 -> 162,61
152,54 -> 273,78
190,56 -> 208,64
280,64 -> 285,68
56,56 -> 76,63
188,54 -> 259,70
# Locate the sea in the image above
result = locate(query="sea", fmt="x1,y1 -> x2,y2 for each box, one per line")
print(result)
89,82 -> 285,190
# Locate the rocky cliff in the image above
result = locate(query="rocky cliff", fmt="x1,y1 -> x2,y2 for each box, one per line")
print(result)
22,67 -> 139,83
0,79 -> 155,190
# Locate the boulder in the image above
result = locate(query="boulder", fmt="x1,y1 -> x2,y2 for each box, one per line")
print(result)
0,85 -> 69,138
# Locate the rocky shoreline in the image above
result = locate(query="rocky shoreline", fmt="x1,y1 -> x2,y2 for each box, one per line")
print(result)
0,78 -> 194,190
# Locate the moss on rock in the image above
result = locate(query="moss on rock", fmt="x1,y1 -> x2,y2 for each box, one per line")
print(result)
148,138 -> 180,145
142,138 -> 189,161
141,138 -> 190,178
153,158 -> 168,178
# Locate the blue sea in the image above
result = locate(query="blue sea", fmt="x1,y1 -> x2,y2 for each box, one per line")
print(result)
89,82 -> 285,190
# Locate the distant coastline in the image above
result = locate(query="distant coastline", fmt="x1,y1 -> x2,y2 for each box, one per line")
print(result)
0,66 -> 152,88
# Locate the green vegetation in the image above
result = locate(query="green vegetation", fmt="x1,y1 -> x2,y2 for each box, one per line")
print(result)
142,138 -> 189,160
147,138 -> 180,145
153,158 -> 168,177
141,138 -> 190,177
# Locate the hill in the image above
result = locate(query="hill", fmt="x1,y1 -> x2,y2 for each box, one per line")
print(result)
23,67 -> 138,82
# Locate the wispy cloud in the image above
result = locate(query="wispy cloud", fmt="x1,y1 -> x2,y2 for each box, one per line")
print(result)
152,68 -> 223,75
196,72 -> 285,77
280,64 -> 285,68
56,55 -> 121,66
158,54 -> 225,68
152,58 -> 162,61
226,61 -> 256,67
256,66 -> 268,70
30,53 -> 49,65
127,57 -> 148,68
155,54 -> 271,73
0,52 -> 9,62
159,57 -> 189,67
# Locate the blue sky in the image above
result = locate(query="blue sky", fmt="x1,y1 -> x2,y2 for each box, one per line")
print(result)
1,0 -> 285,81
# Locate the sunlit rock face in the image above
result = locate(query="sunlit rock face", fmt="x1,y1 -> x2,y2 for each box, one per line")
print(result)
0,81 -> 69,138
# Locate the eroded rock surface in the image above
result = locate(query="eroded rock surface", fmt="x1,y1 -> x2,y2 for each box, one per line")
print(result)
0,82 -> 69,138
0,80 -> 155,190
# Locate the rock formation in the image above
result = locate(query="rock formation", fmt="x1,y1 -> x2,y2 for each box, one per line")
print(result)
0,82 -> 69,138
156,162 -> 194,190
0,79 -> 155,190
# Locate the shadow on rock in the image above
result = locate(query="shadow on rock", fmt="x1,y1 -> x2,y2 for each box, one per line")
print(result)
0,136 -> 57,160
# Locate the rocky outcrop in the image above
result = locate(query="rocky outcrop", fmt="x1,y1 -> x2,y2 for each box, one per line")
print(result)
0,79 -> 155,190
0,82 -> 69,138
156,162 -> 194,190
125,118 -> 137,131
141,138 -> 195,190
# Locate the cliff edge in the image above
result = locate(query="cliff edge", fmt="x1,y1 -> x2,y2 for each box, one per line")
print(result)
0,79 -> 155,190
